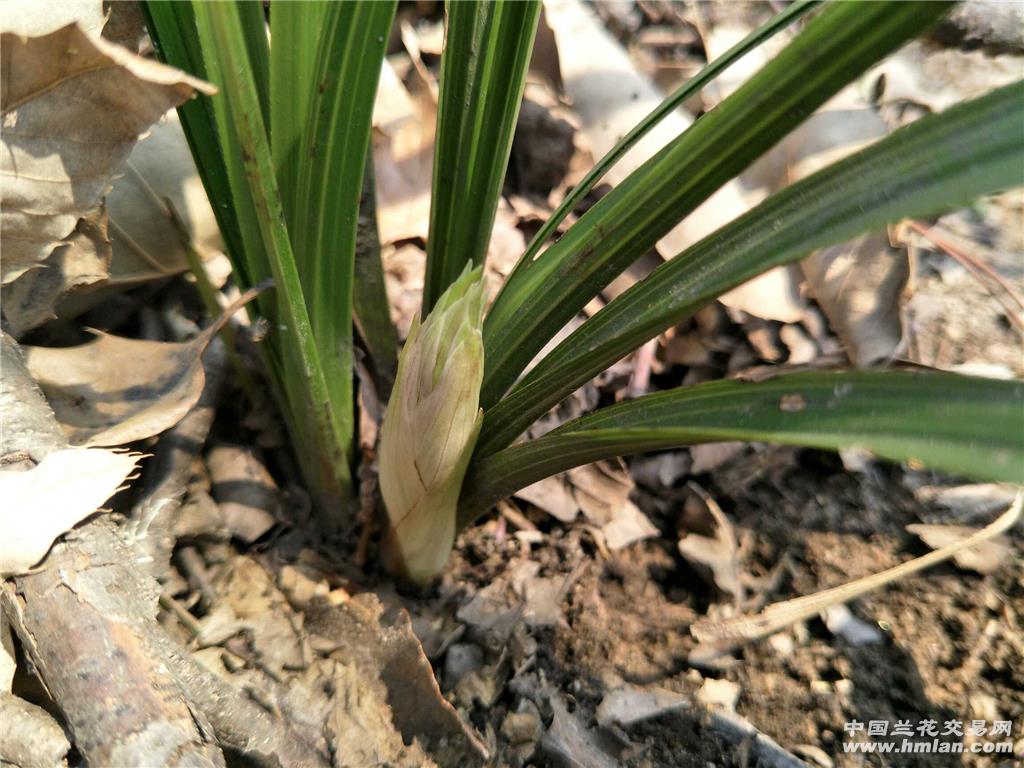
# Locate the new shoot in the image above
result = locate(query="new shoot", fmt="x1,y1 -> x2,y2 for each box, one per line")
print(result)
379,264 -> 486,584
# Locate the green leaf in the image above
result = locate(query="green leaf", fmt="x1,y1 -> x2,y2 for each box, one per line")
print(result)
238,2 -> 270,127
477,81 -> 1024,455
504,0 -> 820,290
191,2 -> 353,508
422,0 -> 541,312
282,0 -> 396,474
142,1 -> 249,283
480,0 -> 952,408
270,0 -> 328,230
460,371 -> 1024,526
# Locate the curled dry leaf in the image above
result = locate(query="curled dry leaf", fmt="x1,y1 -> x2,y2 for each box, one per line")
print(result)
0,447 -> 138,576
104,111 -> 223,286
0,18 -> 215,284
0,0 -> 105,38
23,286 -> 262,447
2,205 -> 112,337
906,522 -> 1012,574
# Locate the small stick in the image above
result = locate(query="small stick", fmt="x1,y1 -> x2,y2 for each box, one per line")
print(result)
691,492 -> 1022,653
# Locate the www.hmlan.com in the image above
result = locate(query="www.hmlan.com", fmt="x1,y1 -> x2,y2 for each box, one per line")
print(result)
842,740 -> 1014,755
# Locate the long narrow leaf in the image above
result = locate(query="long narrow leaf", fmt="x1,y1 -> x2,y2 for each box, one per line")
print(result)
422,0 -> 541,312
505,0 -> 820,289
284,1 -> 396,477
142,2 -> 249,284
238,2 -> 270,127
270,1 -> 328,229
480,1 -> 952,408
477,81 -> 1024,454
461,371 -> 1024,525
193,3 -> 352,509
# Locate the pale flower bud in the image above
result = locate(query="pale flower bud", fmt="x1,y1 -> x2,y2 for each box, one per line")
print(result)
379,264 -> 486,584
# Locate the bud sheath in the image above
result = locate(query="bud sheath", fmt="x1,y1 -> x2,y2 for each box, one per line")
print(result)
378,264 -> 486,584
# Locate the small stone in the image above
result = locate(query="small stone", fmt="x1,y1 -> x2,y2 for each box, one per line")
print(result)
501,710 -> 542,744
768,632 -> 794,657
794,744 -> 834,768
444,643 -> 483,690
834,679 -> 854,701
810,680 -> 832,696
696,678 -> 740,712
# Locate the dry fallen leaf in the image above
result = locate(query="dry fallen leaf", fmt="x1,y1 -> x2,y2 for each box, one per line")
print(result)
373,59 -> 435,245
207,444 -> 279,544
23,287 -> 259,447
0,0 -> 105,38
25,326 -> 218,447
307,593 -> 489,765
1,206 -> 112,337
595,685 -> 690,729
542,696 -> 618,768
0,18 -> 214,284
906,522 -> 1013,574
0,447 -> 138,576
515,475 -> 579,523
105,111 -> 223,285
678,485 -> 744,600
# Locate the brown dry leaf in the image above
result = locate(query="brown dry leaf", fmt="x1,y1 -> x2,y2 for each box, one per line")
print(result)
5,112 -> 225,336
207,444 -> 279,544
515,475 -> 579,523
219,557 -> 307,675
0,613 -> 14,691
0,447 -> 138,576
690,441 -> 745,474
2,205 -> 112,337
867,41 -> 1023,115
24,326 -> 217,447
801,232 -> 908,366
321,658 -> 436,768
0,19 -> 215,285
23,287 -> 257,447
568,462 -> 658,549
306,593 -> 489,766
544,0 -> 754,260
596,684 -> 691,729
104,111 -> 223,285
373,59 -> 435,245
906,523 -> 1013,575
0,0 -> 105,38
911,482 -> 1018,519
382,242 -> 426,340
718,266 -> 806,324
677,487 -> 744,600
541,696 -> 618,768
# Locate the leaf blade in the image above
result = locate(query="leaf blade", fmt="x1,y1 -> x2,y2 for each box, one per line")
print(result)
477,80 -> 1024,454
504,0 -> 820,289
461,371 -> 1024,525
422,0 -> 541,312
480,0 -> 953,408
192,2 -> 354,506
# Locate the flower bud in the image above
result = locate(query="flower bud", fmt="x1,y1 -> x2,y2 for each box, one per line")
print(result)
378,263 -> 486,584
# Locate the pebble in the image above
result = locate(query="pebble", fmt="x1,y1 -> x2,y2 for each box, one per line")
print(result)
443,643 -> 483,690
501,709 -> 542,744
